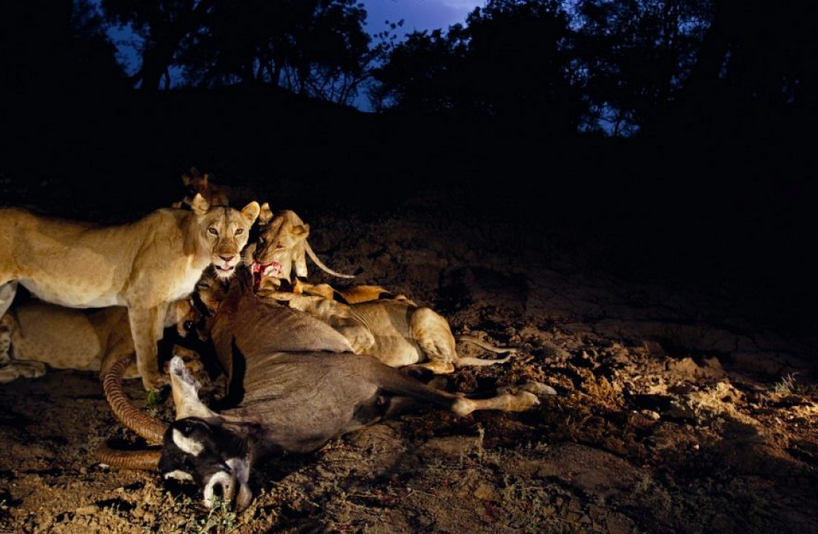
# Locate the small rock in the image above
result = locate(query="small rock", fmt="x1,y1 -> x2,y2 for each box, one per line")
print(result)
640,409 -> 661,420
474,482 -> 499,501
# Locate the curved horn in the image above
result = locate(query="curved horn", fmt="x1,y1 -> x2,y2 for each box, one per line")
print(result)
304,241 -> 355,279
103,356 -> 168,445
96,442 -> 162,471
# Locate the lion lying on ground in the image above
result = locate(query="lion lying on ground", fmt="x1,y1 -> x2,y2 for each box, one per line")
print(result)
0,299 -> 200,384
269,290 -> 515,374
291,278 -> 413,305
0,194 -> 259,390
192,274 -> 515,374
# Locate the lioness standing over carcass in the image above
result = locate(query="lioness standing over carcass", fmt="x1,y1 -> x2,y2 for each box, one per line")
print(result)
0,194 -> 260,390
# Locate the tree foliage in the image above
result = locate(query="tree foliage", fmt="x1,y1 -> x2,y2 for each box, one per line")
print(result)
372,0 -> 817,137
101,0 -> 375,103
573,0 -> 711,134
0,0 -> 124,95
1,0 -> 814,135
177,0 -> 373,104
372,0 -> 583,133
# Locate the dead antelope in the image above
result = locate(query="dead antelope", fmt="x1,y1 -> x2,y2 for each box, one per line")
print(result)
99,270 -> 553,510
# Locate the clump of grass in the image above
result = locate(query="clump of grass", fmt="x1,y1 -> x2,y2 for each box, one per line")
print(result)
145,389 -> 162,409
771,373 -> 799,395
168,496 -> 239,534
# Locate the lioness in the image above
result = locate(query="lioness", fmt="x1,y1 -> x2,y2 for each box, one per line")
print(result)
291,278 -> 413,305
0,299 -> 200,384
0,194 -> 260,390
248,205 -> 354,292
198,272 -> 512,374
264,290 -> 515,373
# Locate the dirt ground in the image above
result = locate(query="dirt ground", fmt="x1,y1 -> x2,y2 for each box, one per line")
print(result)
1,185 -> 817,534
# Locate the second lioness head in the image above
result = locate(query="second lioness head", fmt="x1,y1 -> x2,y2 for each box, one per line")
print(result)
191,194 -> 260,279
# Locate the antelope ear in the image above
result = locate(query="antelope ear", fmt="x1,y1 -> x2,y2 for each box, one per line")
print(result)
258,202 -> 274,224
191,193 -> 210,216
241,201 -> 261,223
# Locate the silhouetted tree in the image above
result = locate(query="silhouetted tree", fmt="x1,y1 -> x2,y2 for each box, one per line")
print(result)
369,28 -> 466,113
0,0 -> 124,95
672,0 -> 817,138
102,0 -> 217,90
177,0 -> 373,104
573,0 -> 710,134
372,0 -> 584,133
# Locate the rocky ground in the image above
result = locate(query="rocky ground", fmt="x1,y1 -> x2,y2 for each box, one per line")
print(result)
1,184 -> 817,533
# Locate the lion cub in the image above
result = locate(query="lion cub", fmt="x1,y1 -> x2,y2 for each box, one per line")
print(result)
247,205 -> 354,292
0,194 -> 259,390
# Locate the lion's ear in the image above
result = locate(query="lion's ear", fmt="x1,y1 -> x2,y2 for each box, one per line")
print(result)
182,170 -> 193,186
293,224 -> 309,238
258,202 -> 274,225
191,193 -> 210,216
241,201 -> 261,223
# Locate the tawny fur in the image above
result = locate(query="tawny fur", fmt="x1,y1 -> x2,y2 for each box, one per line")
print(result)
253,287 -> 515,374
0,300 -> 196,384
292,279 -> 413,305
0,194 -> 259,389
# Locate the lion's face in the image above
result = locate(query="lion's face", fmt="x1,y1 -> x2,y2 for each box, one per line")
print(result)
250,207 -> 309,290
192,195 -> 260,280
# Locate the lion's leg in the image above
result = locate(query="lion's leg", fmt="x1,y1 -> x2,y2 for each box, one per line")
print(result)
409,308 -> 457,374
0,281 -> 18,320
128,305 -> 168,391
0,314 -> 46,383
0,316 -> 12,367
0,361 -> 47,384
99,341 -> 138,380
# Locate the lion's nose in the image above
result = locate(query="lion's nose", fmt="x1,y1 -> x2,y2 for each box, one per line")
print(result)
219,255 -> 235,263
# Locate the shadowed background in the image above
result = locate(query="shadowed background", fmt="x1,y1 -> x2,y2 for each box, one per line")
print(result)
1,0 -> 816,339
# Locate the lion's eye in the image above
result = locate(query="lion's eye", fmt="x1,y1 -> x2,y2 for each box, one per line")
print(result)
235,228 -> 244,236
183,320 -> 194,331
207,227 -> 218,236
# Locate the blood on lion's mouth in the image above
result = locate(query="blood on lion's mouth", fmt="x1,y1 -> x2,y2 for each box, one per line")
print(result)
252,261 -> 282,292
